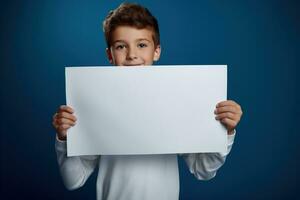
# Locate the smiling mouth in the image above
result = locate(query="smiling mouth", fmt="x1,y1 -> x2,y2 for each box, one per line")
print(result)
124,64 -> 145,66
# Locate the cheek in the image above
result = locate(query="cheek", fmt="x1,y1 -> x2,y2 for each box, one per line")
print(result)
142,49 -> 155,61
112,51 -> 126,62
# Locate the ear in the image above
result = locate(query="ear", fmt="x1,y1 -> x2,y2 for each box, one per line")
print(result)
106,48 -> 114,64
153,45 -> 161,61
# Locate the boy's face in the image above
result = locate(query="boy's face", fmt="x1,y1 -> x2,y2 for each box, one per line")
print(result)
106,26 -> 161,66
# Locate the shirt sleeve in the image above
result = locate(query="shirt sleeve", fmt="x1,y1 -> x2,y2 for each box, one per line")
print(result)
181,130 -> 236,180
55,135 -> 100,190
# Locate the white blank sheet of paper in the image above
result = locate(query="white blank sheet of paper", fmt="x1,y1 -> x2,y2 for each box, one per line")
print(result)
66,65 -> 227,156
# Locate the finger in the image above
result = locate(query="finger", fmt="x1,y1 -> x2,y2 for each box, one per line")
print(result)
216,100 -> 237,107
55,118 -> 76,126
215,106 -> 239,114
217,101 -> 242,114
58,105 -> 74,114
215,112 -> 236,121
52,120 -> 59,129
220,118 -> 238,129
56,112 -> 77,122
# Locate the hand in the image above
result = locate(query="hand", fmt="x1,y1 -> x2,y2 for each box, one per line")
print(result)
214,100 -> 243,135
52,105 -> 77,141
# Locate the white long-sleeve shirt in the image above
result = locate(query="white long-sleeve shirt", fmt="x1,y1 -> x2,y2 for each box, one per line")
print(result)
55,132 -> 235,200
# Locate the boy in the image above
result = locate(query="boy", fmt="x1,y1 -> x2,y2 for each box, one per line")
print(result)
52,3 -> 243,200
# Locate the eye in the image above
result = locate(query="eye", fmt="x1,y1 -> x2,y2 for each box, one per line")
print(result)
138,43 -> 148,48
115,44 -> 126,50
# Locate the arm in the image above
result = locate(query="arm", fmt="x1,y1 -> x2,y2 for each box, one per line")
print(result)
55,136 -> 100,190
52,105 -> 99,190
183,100 -> 242,180
181,131 -> 235,180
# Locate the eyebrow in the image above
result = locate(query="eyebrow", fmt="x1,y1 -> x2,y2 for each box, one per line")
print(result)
112,38 -> 152,45
135,38 -> 152,43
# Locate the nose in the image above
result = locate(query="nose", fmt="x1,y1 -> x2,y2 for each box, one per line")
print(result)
126,47 -> 138,60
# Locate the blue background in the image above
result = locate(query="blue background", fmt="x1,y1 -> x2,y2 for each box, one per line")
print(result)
1,0 -> 299,199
